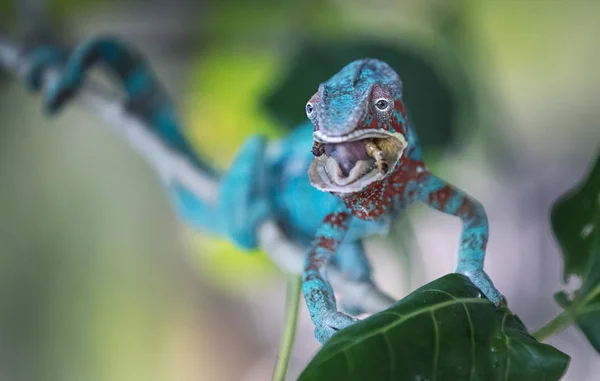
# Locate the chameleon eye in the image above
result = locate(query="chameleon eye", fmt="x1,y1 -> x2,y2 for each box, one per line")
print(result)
374,98 -> 389,111
306,102 -> 315,117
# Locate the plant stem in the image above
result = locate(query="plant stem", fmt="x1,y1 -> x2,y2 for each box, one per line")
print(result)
272,275 -> 302,381
531,310 -> 573,342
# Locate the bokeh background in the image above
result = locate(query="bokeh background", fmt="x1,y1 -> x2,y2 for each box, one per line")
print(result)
1,0 -> 599,380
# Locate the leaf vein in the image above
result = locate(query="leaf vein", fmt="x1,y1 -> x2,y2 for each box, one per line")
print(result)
515,340 -> 545,381
382,333 -> 395,381
344,350 -> 354,374
380,311 -> 404,319
463,303 -> 476,381
419,288 -> 459,300
501,312 -> 510,381
431,310 -> 439,381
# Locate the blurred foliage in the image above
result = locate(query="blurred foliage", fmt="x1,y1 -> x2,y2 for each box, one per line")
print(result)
205,0 -> 342,43
551,151 -> 600,353
299,274 -> 570,381
46,0 -> 117,18
0,84 -> 201,381
185,49 -> 284,163
264,40 -> 459,150
185,234 -> 278,295
0,1 -> 15,26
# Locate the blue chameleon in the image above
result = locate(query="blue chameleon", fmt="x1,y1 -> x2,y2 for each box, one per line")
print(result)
21,36 -> 503,344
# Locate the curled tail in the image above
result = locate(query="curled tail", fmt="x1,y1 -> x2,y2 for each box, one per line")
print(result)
24,36 -> 219,179
23,36 -> 276,245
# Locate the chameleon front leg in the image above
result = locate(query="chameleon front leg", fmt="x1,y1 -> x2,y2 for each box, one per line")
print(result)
303,209 -> 357,344
169,134 -> 272,250
168,183 -> 225,235
417,171 -> 505,306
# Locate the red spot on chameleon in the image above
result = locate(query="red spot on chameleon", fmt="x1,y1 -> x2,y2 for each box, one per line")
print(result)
429,185 -> 454,211
305,236 -> 338,274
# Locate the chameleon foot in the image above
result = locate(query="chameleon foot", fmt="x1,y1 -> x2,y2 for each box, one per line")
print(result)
457,268 -> 506,307
314,311 -> 357,344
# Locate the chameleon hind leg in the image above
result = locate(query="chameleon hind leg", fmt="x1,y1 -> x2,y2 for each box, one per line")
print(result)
168,134 -> 273,251
168,183 -> 226,235
215,135 -> 272,250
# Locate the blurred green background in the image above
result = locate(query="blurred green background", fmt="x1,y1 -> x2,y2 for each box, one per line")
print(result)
1,0 -> 599,380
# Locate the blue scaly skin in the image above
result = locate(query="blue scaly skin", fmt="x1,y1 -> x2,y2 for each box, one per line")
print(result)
303,59 -> 505,342
21,37 -> 393,324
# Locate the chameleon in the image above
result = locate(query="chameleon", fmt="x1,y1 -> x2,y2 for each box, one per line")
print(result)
18,36 -> 504,345
301,58 -> 505,342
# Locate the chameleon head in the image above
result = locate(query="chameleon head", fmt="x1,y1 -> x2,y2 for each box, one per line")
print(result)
306,59 -> 408,194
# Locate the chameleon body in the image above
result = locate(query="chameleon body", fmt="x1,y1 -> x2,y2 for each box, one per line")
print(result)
22,37 -> 503,344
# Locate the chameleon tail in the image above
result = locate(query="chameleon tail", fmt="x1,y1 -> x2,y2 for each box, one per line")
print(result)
24,36 -> 219,179
22,37 -> 273,248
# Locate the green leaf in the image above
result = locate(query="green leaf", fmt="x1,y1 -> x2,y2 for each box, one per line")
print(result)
550,151 -> 600,353
299,274 -> 569,381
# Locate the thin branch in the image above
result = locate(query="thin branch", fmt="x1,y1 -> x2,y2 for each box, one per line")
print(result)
0,35 -> 395,314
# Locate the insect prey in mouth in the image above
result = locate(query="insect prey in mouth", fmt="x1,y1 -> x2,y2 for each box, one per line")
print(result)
312,141 -> 325,157
365,140 -> 389,174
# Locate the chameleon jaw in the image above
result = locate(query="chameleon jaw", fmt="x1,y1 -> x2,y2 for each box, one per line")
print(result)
308,130 -> 406,194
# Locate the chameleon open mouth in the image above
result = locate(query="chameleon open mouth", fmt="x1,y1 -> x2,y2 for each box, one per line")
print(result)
308,130 -> 407,193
